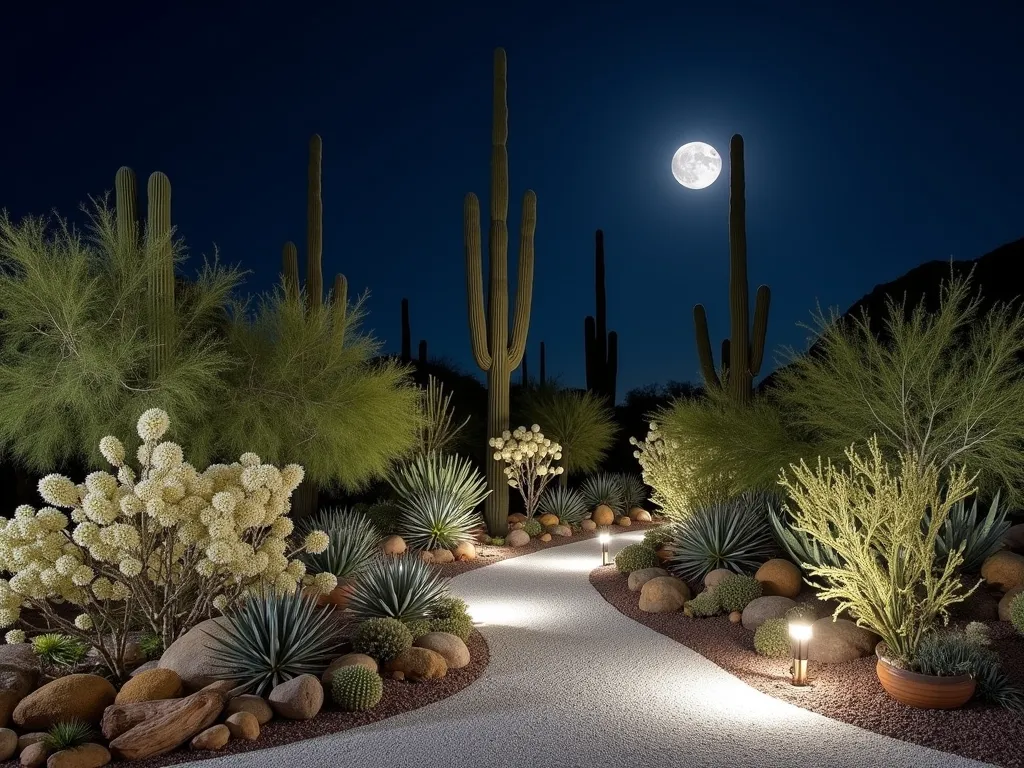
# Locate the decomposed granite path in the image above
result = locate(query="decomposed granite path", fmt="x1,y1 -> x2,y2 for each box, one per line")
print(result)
180,532 -> 993,768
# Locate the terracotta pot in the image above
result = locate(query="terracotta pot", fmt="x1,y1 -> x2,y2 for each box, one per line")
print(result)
875,657 -> 975,709
315,580 -> 356,609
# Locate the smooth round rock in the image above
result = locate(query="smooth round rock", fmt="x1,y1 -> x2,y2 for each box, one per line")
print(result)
538,533 -> 552,542
551,525 -> 572,537
19,741 -> 50,768
627,567 -> 669,592
385,647 -> 447,681
381,535 -> 407,555
537,513 -> 559,528
45,743 -> 110,768
615,516 -> 632,527
0,728 -> 16,761
704,569 -> 735,588
808,618 -> 880,663
268,675 -> 323,720
190,724 -> 230,751
741,596 -> 797,631
453,541 -> 477,561
430,549 -> 455,564
639,576 -> 691,613
982,551 -> 1024,592
157,617 -> 233,692
506,529 -> 531,548
322,654 -> 379,686
413,632 -> 470,669
225,694 -> 273,725
225,711 -> 260,741
13,674 -> 116,730
591,505 -> 615,526
580,519 -> 597,531
755,559 -> 803,599
729,611 -> 742,623
115,668 -> 183,704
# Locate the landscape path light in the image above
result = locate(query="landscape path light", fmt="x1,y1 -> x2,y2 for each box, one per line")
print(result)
599,532 -> 611,566
789,618 -> 812,686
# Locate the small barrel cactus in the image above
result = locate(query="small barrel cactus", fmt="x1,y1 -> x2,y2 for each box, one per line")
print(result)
614,543 -> 660,574
754,617 -> 791,658
715,574 -> 762,612
489,536 -> 506,546
331,665 -> 384,711
522,519 -> 543,537
684,588 -> 721,618
351,617 -> 413,663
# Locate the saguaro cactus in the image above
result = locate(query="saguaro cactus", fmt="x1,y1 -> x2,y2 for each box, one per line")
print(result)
693,134 -> 771,405
584,229 -> 618,404
465,48 -> 538,535
401,298 -> 412,362
114,167 -> 174,379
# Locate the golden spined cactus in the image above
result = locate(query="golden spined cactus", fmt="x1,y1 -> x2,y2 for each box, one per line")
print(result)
280,135 -> 345,317
465,48 -> 538,535
693,134 -> 771,404
113,167 -> 175,378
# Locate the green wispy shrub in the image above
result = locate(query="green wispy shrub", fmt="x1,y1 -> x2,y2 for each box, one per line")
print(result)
520,387 -> 617,477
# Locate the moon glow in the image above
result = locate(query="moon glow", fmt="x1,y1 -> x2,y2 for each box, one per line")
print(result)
671,142 -> 722,189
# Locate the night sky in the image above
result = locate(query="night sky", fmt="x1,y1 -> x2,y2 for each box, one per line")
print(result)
2,2 -> 1021,400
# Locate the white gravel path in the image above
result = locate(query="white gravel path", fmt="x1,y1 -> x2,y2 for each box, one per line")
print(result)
182,532 -> 993,768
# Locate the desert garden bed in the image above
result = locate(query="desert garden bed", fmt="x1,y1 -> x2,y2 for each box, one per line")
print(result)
591,565 -> 1024,768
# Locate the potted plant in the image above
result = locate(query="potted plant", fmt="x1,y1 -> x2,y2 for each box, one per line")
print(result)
779,439 -> 982,708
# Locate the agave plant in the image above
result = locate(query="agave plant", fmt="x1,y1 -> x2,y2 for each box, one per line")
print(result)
580,472 -> 624,513
932,491 -> 1009,573
43,720 -> 95,752
31,633 -> 89,668
617,473 -> 648,511
298,508 -> 381,581
768,503 -> 842,571
389,453 -> 489,550
668,492 -> 776,584
538,486 -> 589,524
208,589 -> 343,696
348,554 -> 449,623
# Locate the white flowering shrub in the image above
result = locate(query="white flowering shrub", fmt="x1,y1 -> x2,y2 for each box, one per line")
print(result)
629,422 -> 729,521
489,425 -> 564,519
0,408 -> 333,681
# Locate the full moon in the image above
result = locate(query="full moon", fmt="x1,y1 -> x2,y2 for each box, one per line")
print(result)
671,142 -> 722,189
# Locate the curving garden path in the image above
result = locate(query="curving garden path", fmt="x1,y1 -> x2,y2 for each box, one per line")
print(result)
181,532 -> 992,768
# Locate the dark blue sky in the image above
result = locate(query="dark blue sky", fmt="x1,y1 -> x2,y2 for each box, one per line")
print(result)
2,1 -> 1021,399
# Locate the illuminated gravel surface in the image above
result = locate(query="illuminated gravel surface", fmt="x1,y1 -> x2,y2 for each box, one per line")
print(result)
180,532 -> 992,768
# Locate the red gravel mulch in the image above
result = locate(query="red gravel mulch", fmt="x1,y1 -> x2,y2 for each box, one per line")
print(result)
590,566 -> 1024,768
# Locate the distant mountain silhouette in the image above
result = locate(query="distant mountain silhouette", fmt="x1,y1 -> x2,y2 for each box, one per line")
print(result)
761,236 -> 1024,392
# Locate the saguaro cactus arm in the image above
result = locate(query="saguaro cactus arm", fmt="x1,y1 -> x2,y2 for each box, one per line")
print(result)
282,243 -> 300,301
464,193 -> 492,372
507,190 -> 536,368
115,167 -> 138,244
750,285 -> 771,375
146,172 -> 174,377
693,304 -> 721,388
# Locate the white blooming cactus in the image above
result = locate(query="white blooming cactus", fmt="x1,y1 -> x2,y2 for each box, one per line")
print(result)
0,408 -> 333,680
489,424 -> 564,519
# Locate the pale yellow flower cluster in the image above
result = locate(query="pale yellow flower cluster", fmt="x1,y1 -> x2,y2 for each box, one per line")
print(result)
489,424 -> 563,518
0,408 -> 335,636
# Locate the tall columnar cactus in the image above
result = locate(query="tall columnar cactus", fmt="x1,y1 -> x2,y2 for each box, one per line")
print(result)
584,229 -> 618,404
465,48 -> 537,535
693,134 -> 771,405
114,167 -> 174,379
418,339 -> 428,366
401,298 -> 412,362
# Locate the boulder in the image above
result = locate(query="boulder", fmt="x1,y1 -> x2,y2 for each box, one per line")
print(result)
129,661 -> 159,678
413,633 -> 470,669
115,668 -> 183,705
551,525 -> 572,538
322,654 -> 378,686
0,644 -> 36,674
538,533 -> 552,542
615,516 -> 632,527
225,694 -> 273,725
580,519 -> 597,532
430,549 -> 455,564
225,711 -> 260,741
45,743 -> 111,768
385,647 -> 447,681
13,674 -> 116,730
627,567 -> 669,592
157,617 -> 233,692
998,586 -> 1023,622
538,513 -> 559,528
1,667 -> 36,728
1003,523 -> 1024,553
741,596 -> 797,631
506,530 -> 531,548
107,690 -> 225,761
808,618 -> 879,663
592,505 -> 615,526
19,742 -> 49,768
0,728 -> 16,761
639,577 -> 691,613
453,541 -> 477,561
381,535 -> 407,555
755,559 -> 803,599
18,733 -> 47,752
704,568 -> 735,588
268,675 -> 323,720
633,509 -> 653,522
190,725 -> 230,751
982,551 -> 1024,592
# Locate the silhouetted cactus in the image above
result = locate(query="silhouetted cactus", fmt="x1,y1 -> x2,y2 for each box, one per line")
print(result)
465,48 -> 537,535
114,167 -> 174,379
418,339 -> 428,366
693,134 -> 770,404
401,298 -> 412,362
584,229 -> 617,404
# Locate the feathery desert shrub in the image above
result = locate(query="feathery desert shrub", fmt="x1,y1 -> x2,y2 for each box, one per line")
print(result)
519,387 -> 617,478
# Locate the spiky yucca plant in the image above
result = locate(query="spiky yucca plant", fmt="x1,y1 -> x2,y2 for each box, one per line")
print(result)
208,589 -> 343,696
581,472 -> 624,513
43,720 -> 95,751
389,453 -> 489,550
617,473 -> 647,511
932,492 -> 1009,573
298,508 -> 381,581
32,633 -> 89,668
348,555 -> 448,623
667,493 -> 776,584
538,486 -> 588,524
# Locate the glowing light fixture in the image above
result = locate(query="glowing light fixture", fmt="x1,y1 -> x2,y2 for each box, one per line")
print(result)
599,532 -> 611,566
789,620 -> 812,686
